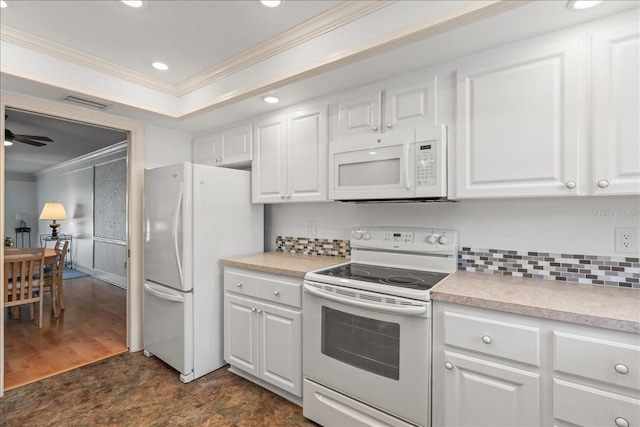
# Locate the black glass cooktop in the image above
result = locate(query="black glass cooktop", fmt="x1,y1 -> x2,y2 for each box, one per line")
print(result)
316,263 -> 448,290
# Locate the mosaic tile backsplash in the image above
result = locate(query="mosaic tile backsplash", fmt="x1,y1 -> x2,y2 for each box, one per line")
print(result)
275,236 -> 639,289
276,236 -> 351,258
459,248 -> 640,289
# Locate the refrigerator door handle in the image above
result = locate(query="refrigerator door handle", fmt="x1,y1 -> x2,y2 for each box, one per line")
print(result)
173,183 -> 184,288
144,282 -> 185,303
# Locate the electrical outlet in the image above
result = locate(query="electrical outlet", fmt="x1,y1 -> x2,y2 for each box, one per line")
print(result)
308,220 -> 317,236
615,227 -> 638,254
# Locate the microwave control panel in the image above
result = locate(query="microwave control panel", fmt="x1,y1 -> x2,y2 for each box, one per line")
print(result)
416,143 -> 437,187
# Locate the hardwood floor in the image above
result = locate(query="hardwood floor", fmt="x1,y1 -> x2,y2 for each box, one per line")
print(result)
3,276 -> 127,391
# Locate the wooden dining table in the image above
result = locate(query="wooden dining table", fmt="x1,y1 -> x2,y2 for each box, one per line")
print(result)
4,248 -> 57,265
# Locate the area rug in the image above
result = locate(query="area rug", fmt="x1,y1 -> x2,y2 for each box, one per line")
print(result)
63,267 -> 89,279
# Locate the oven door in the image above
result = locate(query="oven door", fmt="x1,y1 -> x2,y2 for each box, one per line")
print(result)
329,130 -> 416,201
303,281 -> 431,427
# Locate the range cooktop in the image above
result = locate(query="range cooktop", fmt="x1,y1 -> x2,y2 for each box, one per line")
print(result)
315,262 -> 449,291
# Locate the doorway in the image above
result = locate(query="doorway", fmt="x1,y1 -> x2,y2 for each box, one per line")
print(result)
0,93 -> 145,396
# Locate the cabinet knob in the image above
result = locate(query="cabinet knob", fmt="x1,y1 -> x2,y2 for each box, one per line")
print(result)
615,417 -> 629,427
615,364 -> 629,375
598,179 -> 610,188
371,125 -> 378,131
257,308 -> 263,314
251,307 -> 256,312
273,290 -> 280,296
444,362 -> 453,370
236,282 -> 243,288
481,335 -> 492,344
285,194 -> 291,199
565,181 -> 576,189
280,194 -> 285,199
386,122 -> 392,129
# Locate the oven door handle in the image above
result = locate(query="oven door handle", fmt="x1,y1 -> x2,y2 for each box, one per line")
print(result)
304,283 -> 427,316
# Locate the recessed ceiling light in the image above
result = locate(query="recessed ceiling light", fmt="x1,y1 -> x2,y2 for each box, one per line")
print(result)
262,95 -> 280,104
121,0 -> 146,8
567,0 -> 604,10
0,1 -> 11,8
4,140 -> 13,146
260,0 -> 282,8
152,62 -> 169,71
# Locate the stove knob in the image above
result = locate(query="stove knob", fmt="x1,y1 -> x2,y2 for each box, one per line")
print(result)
363,232 -> 371,241
426,234 -> 438,245
354,231 -> 363,240
438,235 -> 449,245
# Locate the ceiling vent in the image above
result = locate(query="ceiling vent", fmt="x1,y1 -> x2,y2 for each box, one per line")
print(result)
62,95 -> 109,110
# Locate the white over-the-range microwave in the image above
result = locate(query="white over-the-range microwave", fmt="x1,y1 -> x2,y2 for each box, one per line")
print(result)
329,124 -> 448,202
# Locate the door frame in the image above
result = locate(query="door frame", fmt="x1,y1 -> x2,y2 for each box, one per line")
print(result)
0,93 -> 145,396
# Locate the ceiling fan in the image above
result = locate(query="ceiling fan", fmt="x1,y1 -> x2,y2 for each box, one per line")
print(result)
4,115 -> 53,147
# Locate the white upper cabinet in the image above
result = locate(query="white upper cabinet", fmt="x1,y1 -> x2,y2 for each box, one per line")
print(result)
252,105 -> 328,204
252,115 -> 287,204
337,91 -> 382,137
336,76 -> 437,139
592,22 -> 640,196
193,123 -> 252,167
455,38 -> 580,198
286,106 -> 328,202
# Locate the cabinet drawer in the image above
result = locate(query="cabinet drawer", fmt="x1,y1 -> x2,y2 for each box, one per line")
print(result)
258,276 -> 301,308
553,379 -> 640,427
443,311 -> 540,366
554,331 -> 640,390
224,270 -> 258,297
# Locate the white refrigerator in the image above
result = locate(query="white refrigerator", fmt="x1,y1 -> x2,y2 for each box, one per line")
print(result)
143,162 -> 263,383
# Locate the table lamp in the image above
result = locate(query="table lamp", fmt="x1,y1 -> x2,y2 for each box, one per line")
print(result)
39,202 -> 67,238
15,212 -> 28,228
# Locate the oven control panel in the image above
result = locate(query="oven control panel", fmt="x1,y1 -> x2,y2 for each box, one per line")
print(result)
351,226 -> 457,255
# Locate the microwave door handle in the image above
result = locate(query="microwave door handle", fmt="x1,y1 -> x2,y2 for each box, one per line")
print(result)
404,145 -> 411,189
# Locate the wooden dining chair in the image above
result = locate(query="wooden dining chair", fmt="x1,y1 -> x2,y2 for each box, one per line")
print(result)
43,240 -> 69,316
3,248 -> 45,328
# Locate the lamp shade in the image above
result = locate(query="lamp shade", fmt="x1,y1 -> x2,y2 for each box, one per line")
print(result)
40,202 -> 67,220
14,212 -> 28,221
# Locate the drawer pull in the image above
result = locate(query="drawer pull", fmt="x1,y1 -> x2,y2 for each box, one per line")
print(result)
481,335 -> 492,344
615,364 -> 629,375
444,362 -> 453,370
273,290 -> 280,296
236,282 -> 243,288
615,417 -> 629,427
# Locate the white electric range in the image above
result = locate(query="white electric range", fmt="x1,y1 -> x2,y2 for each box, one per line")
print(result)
302,226 -> 457,427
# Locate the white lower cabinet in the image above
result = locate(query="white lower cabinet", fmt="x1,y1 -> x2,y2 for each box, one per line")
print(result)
433,301 -> 640,427
223,267 -> 302,401
441,352 -> 540,427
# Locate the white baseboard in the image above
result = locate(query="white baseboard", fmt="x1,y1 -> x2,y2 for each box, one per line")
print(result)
73,264 -> 126,289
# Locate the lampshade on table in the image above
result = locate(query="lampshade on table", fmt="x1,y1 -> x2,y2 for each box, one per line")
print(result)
40,202 -> 67,238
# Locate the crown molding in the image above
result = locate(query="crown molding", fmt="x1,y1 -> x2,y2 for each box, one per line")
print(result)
179,0 -> 528,119
36,141 -> 127,176
175,1 -> 395,96
1,2 -> 393,99
0,25 -> 177,95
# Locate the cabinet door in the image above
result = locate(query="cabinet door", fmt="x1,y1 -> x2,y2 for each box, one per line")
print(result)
258,301 -> 302,397
219,123 -> 252,166
224,293 -> 259,378
441,351 -> 540,427
456,38 -> 580,198
252,115 -> 287,203
193,132 -> 219,166
593,23 -> 640,195
384,78 -> 437,131
286,105 -> 328,203
337,91 -> 381,138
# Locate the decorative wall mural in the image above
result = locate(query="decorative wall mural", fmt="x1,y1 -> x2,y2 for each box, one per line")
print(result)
94,159 -> 126,241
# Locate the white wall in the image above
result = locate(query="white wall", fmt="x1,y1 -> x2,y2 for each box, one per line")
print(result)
265,196 -> 640,257
3,176 -> 38,247
145,124 -> 192,168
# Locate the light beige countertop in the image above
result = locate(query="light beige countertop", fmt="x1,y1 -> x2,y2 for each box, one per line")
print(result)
222,252 -> 348,278
431,271 -> 640,334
